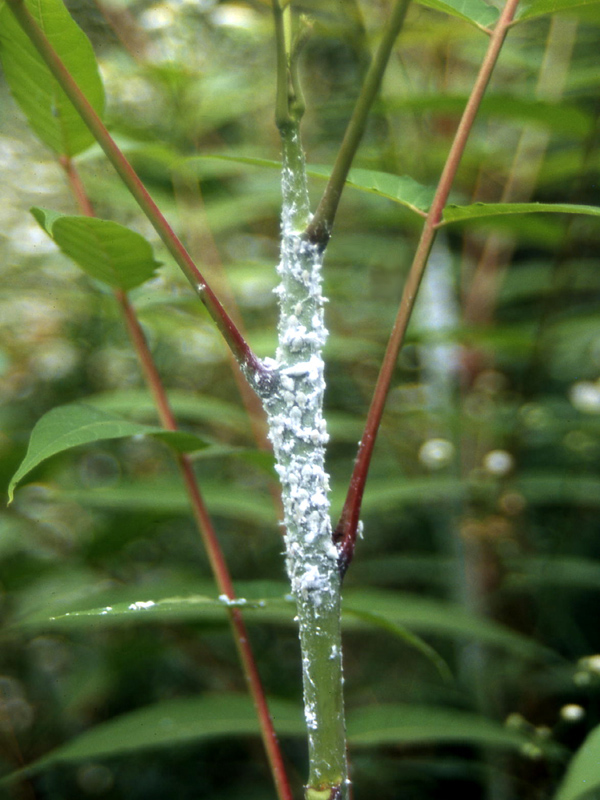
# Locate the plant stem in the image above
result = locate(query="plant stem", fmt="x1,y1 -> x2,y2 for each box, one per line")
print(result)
118,292 -> 294,800
171,123 -> 283,520
334,0 -> 522,576
268,5 -> 348,797
305,0 -> 412,248
6,0 -> 265,382
61,157 -> 294,800
170,169 -> 275,455
273,134 -> 347,795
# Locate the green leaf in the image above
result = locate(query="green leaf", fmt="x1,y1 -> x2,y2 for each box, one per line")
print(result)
2,694 -> 304,781
43,597 -> 450,686
346,473 -> 600,517
20,584 -> 551,662
1,693 -> 555,784
193,161 -> 599,226
86,390 -> 251,436
517,0 -> 600,21
0,0 -> 104,156
350,554 -> 451,587
348,704 -> 538,751
68,390 -> 275,471
343,589 -> 553,662
554,724 -> 600,800
345,608 -> 454,684
310,165 -> 435,215
517,474 -> 600,507
356,477 -> 465,514
441,202 -> 600,225
7,404 -> 209,503
192,155 -> 434,216
507,556 -> 600,592
58,481 -> 278,526
31,208 -> 160,290
416,0 -> 499,29
190,160 -> 600,228
30,207 -> 64,233
12,587 -> 292,632
387,94 -> 592,139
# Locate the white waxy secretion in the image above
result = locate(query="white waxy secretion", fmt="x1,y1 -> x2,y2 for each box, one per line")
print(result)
128,600 -> 156,610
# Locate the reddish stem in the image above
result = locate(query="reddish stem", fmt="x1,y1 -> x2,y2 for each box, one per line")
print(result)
171,171 -> 283,517
62,159 -> 294,800
334,0 -> 522,577
120,293 -> 292,800
119,293 -> 294,800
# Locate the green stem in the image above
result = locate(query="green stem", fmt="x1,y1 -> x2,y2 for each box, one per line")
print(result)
6,0 -> 265,382
274,126 -> 348,800
268,5 -> 348,798
273,0 -> 292,131
334,0 -> 522,576
273,0 -> 310,134
305,0 -> 412,248
62,157 -> 294,800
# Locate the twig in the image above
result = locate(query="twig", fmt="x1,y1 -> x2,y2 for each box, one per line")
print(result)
304,0 -> 413,248
334,0 -> 522,578
170,167 -> 275,464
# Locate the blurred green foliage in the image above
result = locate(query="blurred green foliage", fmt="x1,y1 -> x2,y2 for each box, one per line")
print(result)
1,0 -> 600,798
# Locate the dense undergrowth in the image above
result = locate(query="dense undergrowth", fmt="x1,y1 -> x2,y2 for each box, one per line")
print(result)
1,0 -> 600,798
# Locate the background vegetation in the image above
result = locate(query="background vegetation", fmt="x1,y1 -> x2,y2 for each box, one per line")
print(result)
1,0 -> 600,798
